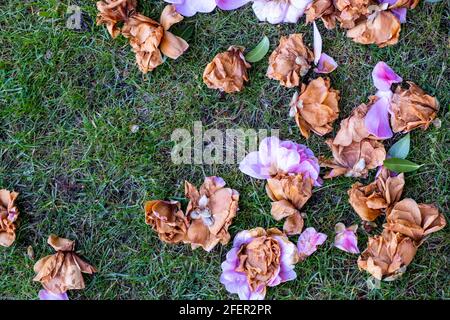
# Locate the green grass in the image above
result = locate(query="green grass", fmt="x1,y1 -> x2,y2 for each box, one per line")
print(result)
0,0 -> 448,300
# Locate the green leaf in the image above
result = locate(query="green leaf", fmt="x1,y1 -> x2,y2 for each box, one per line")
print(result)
388,133 -> 410,159
383,158 -> 423,173
245,36 -> 270,63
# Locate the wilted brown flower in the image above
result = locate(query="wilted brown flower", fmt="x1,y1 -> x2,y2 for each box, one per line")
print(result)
184,177 -> 239,252
290,77 -> 340,138
0,189 -> 19,247
305,0 -> 337,29
384,198 -> 447,243
348,167 -> 405,221
203,46 -> 251,93
333,98 -> 382,147
235,228 -> 298,295
121,5 -> 189,73
321,138 -> 386,178
33,235 -> 96,294
145,200 -> 189,244
267,34 -> 314,88
390,82 -> 439,133
266,174 -> 313,222
347,8 -> 400,48
358,229 -> 417,280
335,0 -> 373,29
96,0 -> 137,38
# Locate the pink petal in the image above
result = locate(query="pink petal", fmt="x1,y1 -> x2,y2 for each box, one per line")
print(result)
372,61 -> 402,91
364,97 -> 393,139
38,290 -> 69,300
283,2 -> 307,23
239,151 -> 270,179
297,227 -> 327,257
313,21 -> 322,65
334,224 -> 359,254
314,53 -> 338,74
216,0 -> 250,10
252,0 -> 289,24
171,0 -> 217,16
391,8 -> 407,23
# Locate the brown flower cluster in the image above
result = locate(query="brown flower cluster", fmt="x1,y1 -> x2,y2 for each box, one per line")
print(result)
289,77 -> 340,138
0,189 -> 19,247
203,46 -> 251,93
305,0 -> 418,47
33,235 -> 96,294
235,227 -> 299,296
266,174 -> 313,235
267,34 -> 314,88
145,176 -> 239,251
321,98 -> 386,179
97,2 -> 189,73
351,170 -> 446,280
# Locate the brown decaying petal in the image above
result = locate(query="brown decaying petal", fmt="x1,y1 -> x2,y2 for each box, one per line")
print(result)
347,10 -> 400,48
283,212 -> 305,236
291,77 -> 340,139
267,34 -> 314,88
384,198 -> 447,244
266,174 -> 313,219
335,0 -> 374,29
236,228 -> 298,292
184,177 -> 239,252
144,200 -> 189,244
120,5 -> 188,74
333,98 -> 377,147
305,0 -> 337,29
96,0 -> 138,38
358,229 -> 417,280
348,168 -> 405,221
33,235 -> 96,294
203,46 -> 251,93
390,82 -> 439,133
321,138 -> 386,179
0,189 -> 19,247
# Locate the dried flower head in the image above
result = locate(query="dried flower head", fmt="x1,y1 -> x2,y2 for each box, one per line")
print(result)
0,189 -> 19,247
267,34 -> 314,88
96,0 -> 138,38
203,46 -> 251,93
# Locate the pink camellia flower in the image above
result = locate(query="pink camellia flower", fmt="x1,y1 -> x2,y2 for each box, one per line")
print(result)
312,22 -> 337,74
218,0 -> 312,24
372,61 -> 402,92
297,227 -> 327,259
220,228 -> 298,300
165,0 -> 217,17
239,136 -> 321,186
38,289 -> 69,300
334,223 -> 359,254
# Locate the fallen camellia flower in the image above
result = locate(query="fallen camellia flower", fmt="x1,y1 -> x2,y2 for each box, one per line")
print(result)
0,189 -> 19,247
38,289 -> 69,300
203,46 -> 251,93
305,0 -> 337,29
33,235 -> 96,294
144,200 -> 189,244
165,0 -> 217,17
358,229 -> 417,280
390,82 -> 439,133
267,33 -> 314,88
334,222 -> 359,254
297,227 -> 327,260
289,77 -> 340,138
220,227 -> 298,300
96,0 -> 138,38
335,0 -> 372,29
219,0 -> 312,24
121,5 -> 189,73
348,167 -> 404,221
239,136 -> 321,186
184,176 -> 239,251
321,137 -> 386,178
347,4 -> 401,48
384,198 -> 446,244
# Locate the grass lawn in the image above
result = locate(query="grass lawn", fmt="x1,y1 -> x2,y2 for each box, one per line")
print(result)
0,0 -> 448,300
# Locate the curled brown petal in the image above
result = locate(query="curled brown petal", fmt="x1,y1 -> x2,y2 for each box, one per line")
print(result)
96,0 -> 138,38
159,31 -> 189,60
159,4 -> 184,31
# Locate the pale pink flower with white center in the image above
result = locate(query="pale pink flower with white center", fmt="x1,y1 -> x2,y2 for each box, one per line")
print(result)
334,223 -> 359,254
